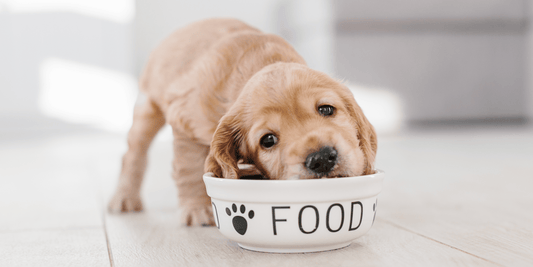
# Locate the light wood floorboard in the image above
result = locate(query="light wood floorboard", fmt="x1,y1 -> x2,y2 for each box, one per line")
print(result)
0,228 -> 110,267
376,129 -> 533,266
104,210 -> 497,267
1,127 -> 532,266
0,136 -> 103,231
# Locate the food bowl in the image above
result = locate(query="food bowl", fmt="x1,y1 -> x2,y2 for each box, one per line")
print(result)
203,170 -> 384,253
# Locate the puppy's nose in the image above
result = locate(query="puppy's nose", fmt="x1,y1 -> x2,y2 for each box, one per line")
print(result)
305,146 -> 337,175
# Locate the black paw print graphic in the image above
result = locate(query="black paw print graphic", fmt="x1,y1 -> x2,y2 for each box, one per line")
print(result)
226,203 -> 254,235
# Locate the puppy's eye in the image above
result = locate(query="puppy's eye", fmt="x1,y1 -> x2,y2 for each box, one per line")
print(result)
260,134 -> 278,149
318,105 -> 335,116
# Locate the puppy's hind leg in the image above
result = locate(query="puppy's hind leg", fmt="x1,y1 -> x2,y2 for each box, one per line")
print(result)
108,99 -> 165,212
172,132 -> 214,226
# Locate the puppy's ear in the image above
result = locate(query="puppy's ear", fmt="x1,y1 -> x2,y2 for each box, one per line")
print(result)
204,114 -> 244,179
342,90 -> 378,175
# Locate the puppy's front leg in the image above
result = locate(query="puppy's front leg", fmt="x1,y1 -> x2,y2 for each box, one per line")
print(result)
172,131 -> 215,226
108,100 -> 165,212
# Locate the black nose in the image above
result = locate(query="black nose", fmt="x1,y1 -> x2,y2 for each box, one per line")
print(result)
305,146 -> 338,175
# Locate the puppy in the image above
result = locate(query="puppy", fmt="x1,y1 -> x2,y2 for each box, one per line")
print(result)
108,18 -> 377,226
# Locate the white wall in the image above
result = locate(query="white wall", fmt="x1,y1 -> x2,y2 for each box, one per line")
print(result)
0,0 -> 136,131
332,0 -> 529,123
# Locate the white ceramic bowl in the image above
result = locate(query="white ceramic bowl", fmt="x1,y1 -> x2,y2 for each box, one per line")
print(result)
203,170 -> 384,253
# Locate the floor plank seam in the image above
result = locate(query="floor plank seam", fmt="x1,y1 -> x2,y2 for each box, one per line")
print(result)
90,159 -> 115,267
102,210 -> 115,267
380,219 -> 504,267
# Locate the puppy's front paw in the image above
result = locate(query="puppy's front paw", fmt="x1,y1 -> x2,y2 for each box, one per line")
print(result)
182,205 -> 215,226
108,191 -> 143,212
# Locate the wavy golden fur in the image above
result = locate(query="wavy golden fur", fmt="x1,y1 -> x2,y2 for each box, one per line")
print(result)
109,18 -> 377,226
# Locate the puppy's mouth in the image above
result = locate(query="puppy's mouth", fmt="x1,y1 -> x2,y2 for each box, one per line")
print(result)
239,174 -> 268,180
303,169 -> 350,179
287,163 -> 354,180
238,167 -> 349,180
237,155 -> 354,180
239,170 -> 351,180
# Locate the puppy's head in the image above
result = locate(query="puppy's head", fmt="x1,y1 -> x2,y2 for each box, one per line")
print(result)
205,63 -> 377,180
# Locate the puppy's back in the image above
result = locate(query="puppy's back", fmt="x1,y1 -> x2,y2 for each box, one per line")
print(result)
140,18 -> 259,99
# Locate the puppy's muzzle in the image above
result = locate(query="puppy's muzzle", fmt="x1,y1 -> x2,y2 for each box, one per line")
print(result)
305,146 -> 337,175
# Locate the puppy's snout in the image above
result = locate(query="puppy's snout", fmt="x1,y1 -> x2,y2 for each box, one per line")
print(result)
305,146 -> 337,175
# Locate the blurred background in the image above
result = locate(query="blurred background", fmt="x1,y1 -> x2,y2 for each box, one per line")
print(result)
1,0 -> 532,137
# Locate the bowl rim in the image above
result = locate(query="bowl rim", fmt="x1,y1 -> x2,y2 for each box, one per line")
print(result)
203,170 -> 384,203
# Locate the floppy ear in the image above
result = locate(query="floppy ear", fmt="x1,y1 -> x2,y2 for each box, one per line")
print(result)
204,114 -> 244,179
343,91 -> 378,175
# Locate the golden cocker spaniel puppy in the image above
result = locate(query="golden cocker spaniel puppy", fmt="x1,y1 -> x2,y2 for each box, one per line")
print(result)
108,18 -> 377,226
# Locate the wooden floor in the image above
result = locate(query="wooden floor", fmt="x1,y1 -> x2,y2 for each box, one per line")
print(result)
1,125 -> 532,266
